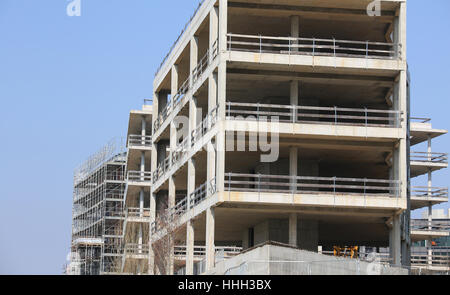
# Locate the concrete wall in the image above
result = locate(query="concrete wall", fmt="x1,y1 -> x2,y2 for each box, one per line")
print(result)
208,243 -> 408,275
252,219 -> 318,252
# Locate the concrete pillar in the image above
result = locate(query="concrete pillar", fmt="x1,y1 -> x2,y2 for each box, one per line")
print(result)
394,2 -> 407,60
289,213 -> 298,246
205,207 -> 215,271
190,36 -> 199,88
289,147 -> 298,192
207,73 -> 217,192
290,80 -> 298,123
186,220 -> 195,275
157,142 -> 167,166
169,120 -> 177,209
210,6 -> 219,50
139,188 -> 144,215
171,65 -> 179,99
389,214 -> 401,266
427,137 -> 433,266
141,115 -> 147,145
242,229 -> 249,250
216,66 -> 226,193
149,192 -> 156,275
219,0 -> 228,53
158,91 -> 169,115
188,97 -> 197,210
290,16 -> 299,52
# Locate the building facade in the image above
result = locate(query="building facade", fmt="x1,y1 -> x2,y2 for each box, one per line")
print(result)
149,0 -> 421,275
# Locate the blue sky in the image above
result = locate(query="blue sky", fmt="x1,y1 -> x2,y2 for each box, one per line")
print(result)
0,0 -> 448,275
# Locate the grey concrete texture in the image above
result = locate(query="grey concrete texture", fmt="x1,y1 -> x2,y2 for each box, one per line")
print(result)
208,242 -> 408,275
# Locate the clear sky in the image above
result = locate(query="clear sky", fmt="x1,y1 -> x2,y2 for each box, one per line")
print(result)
0,0 -> 449,275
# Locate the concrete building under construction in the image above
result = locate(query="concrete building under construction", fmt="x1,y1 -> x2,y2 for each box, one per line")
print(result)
69,0 -> 449,275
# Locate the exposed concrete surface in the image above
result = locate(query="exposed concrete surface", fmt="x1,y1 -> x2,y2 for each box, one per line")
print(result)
207,242 -> 408,275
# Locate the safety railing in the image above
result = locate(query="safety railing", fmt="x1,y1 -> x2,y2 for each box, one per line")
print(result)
411,117 -> 431,124
190,178 -> 217,208
411,187 -> 448,199
174,246 -> 242,259
124,243 -> 150,256
151,179 -> 217,235
226,102 -> 402,127
411,220 -> 450,232
126,207 -> 151,219
152,157 -> 171,184
224,173 -> 401,198
411,253 -> 450,267
191,105 -> 219,144
106,171 -> 125,182
410,152 -> 448,164
227,33 -> 401,59
154,106 -> 219,184
154,40 -> 219,135
127,171 -> 152,183
192,40 -> 218,84
128,135 -> 152,148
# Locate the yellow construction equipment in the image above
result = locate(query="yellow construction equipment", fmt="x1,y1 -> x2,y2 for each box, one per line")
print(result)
333,246 -> 359,259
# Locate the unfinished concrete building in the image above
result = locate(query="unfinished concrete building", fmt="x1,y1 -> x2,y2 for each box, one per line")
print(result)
69,0 -> 449,275
70,139 -> 126,275
121,103 -> 153,274
148,0 -> 448,275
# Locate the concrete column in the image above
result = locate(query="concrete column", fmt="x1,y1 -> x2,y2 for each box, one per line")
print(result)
427,136 -> 433,266
218,0 -> 228,53
290,81 -> 298,122
187,97 -> 197,210
190,36 -> 199,88
289,147 -> 298,192
210,6 -> 219,50
290,16 -> 299,52
158,91 -> 169,115
289,213 -> 298,246
394,3 -> 407,60
141,115 -> 147,145
171,64 -> 179,99
169,120 -> 177,209
139,188 -> 144,215
186,220 -> 195,275
205,207 -> 215,271
389,214 -> 401,266
149,192 -> 156,275
140,151 -> 145,182
157,142 -> 167,166
215,65 -> 226,193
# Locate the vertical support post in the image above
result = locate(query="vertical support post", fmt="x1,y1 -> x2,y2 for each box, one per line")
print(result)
140,151 -> 145,182
171,64 -> 179,103
289,147 -> 298,193
290,80 -> 299,122
186,220 -> 195,275
210,6 -> 219,56
205,207 -> 215,272
289,213 -> 298,247
390,214 -> 401,266
190,36 -> 199,88
141,115 -> 147,145
290,15 -> 299,52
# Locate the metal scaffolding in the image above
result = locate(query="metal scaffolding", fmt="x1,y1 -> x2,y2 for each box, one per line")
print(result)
70,138 -> 126,275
